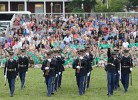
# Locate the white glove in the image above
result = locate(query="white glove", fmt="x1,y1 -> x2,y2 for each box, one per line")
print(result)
86,53 -> 89,56
59,72 -> 61,75
80,56 -> 83,60
45,67 -> 49,70
16,76 -> 19,80
26,72 -> 28,74
118,71 -> 120,74
76,66 -> 80,69
130,68 -> 133,71
56,74 -> 58,77
87,72 -> 90,76
4,75 -> 6,78
48,59 -> 51,62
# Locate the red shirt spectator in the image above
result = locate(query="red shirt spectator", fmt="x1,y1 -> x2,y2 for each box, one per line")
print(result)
73,33 -> 79,39
49,37 -> 53,43
11,40 -> 15,47
87,22 -> 91,27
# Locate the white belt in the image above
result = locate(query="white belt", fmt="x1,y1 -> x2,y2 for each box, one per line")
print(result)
108,63 -> 115,66
122,66 -> 130,68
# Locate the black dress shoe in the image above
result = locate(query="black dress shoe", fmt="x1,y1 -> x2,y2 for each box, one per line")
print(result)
124,90 -> 127,93
10,95 -> 13,97
51,93 -> 54,95
107,94 -> 111,97
21,85 -> 25,89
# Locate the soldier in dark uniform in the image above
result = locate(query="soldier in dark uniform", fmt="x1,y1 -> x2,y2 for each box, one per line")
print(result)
41,51 -> 57,97
4,51 -> 18,97
114,49 -> 122,89
120,49 -> 133,93
56,50 -> 65,89
18,48 -> 29,89
105,51 -> 119,97
82,49 -> 88,93
72,50 -> 87,95
85,47 -> 93,89
52,50 -> 59,92
107,47 -> 111,59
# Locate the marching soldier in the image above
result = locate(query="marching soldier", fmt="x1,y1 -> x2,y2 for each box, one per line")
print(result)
72,50 -> 87,95
52,51 -> 59,92
18,48 -> 29,89
41,51 -> 57,97
107,47 -> 111,59
105,51 -> 119,97
56,50 -> 65,89
4,51 -> 18,97
85,47 -> 93,89
114,48 -> 122,89
120,49 -> 133,93
82,49 -> 88,93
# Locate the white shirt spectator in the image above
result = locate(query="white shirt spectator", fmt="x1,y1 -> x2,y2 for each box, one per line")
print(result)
132,31 -> 137,39
22,22 -> 26,26
42,39 -> 47,45
63,36 -> 72,43
48,28 -> 53,33
26,28 -> 29,34
35,40 -> 40,47
62,17 -> 68,22
30,30 -> 34,36
10,30 -> 14,36
26,35 -> 32,44
18,41 -> 22,48
123,41 -> 129,48
21,37 -> 25,42
36,34 -> 41,40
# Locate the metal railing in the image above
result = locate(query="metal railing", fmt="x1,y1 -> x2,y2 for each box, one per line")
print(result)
14,12 -> 138,20
29,12 -> 138,18
10,14 -> 16,29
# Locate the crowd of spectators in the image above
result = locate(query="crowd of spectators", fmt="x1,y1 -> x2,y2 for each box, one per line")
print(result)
0,14 -> 138,67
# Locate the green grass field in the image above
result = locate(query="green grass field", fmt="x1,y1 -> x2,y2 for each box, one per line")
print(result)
0,67 -> 138,100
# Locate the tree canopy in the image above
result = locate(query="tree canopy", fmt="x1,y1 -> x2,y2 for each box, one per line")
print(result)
66,0 -> 138,12
66,0 -> 97,13
95,0 -> 128,12
129,0 -> 138,6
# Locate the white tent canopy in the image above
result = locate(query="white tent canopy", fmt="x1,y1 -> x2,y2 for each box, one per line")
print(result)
0,11 -> 31,15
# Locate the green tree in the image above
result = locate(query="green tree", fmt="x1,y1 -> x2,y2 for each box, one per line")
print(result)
126,0 -> 138,11
129,0 -> 138,6
72,7 -> 84,13
95,0 -> 128,12
66,0 -> 97,13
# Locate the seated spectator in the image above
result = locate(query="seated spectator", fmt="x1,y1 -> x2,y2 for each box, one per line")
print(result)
37,41 -> 45,49
4,40 -> 10,49
63,33 -> 72,44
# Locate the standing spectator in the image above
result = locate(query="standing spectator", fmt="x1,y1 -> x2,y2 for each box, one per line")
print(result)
123,40 -> 129,48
